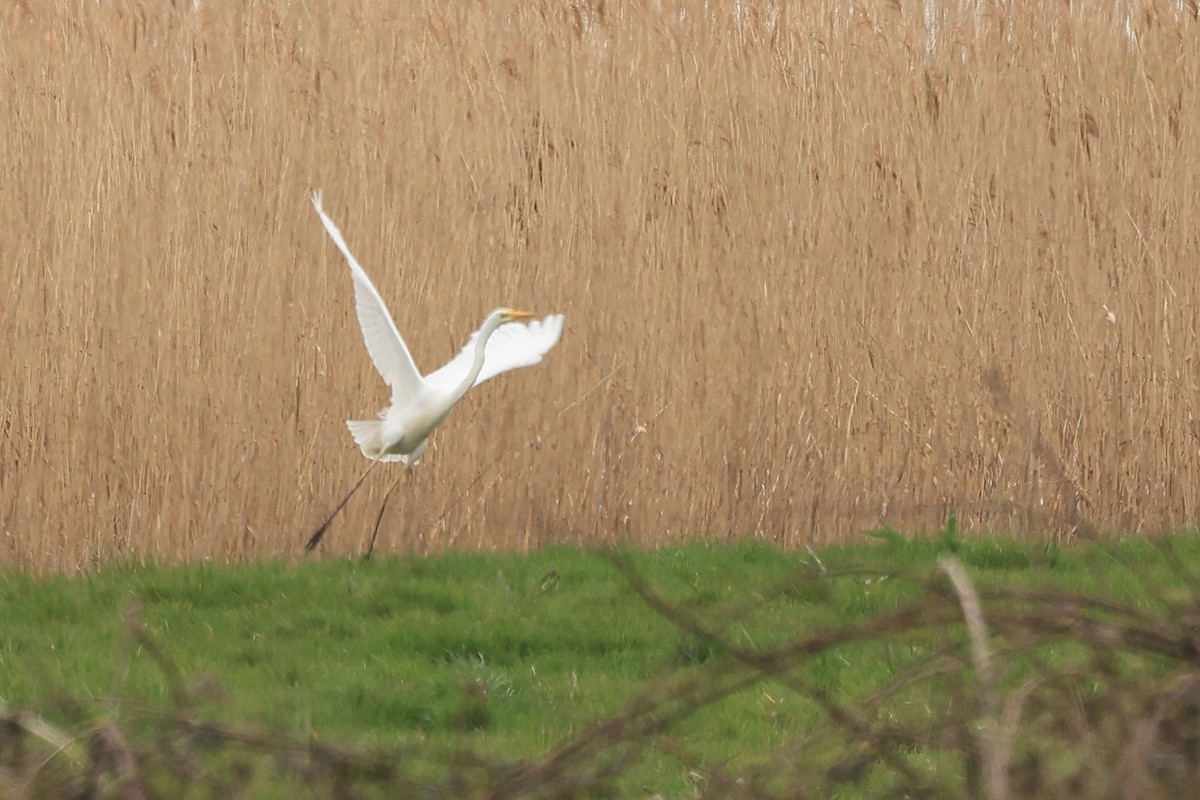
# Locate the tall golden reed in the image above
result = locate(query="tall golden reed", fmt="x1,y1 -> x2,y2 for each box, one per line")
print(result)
1,1 -> 1198,570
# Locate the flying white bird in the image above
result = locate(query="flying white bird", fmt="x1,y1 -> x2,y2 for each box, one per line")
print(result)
307,192 -> 564,552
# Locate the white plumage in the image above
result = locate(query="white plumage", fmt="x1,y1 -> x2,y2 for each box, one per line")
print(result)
306,191 -> 564,552
311,191 -> 565,465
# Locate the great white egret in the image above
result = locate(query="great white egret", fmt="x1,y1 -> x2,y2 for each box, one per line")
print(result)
306,192 -> 565,552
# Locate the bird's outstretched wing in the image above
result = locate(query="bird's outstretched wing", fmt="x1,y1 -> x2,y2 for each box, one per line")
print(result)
424,314 -> 565,394
311,192 -> 424,407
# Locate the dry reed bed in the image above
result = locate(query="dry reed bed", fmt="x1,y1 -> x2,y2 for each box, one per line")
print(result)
1,1 -> 1197,570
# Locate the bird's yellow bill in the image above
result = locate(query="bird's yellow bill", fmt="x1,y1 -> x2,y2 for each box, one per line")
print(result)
504,309 -> 536,321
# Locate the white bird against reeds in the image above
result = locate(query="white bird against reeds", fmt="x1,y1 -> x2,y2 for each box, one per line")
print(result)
306,192 -> 564,552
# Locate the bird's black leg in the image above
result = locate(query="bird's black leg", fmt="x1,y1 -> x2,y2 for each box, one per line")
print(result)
363,477 -> 401,561
306,458 -> 382,552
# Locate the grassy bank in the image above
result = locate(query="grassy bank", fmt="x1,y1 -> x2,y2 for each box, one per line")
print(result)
4,534 -> 1200,796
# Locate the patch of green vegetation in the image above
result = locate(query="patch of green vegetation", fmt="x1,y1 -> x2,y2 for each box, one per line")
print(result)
2,533 -> 1200,796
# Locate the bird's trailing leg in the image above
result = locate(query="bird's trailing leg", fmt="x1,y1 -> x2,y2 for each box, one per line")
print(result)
363,476 -> 401,561
306,457 -> 384,552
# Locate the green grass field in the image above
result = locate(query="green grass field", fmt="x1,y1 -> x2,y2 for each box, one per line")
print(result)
5,533 -> 1200,797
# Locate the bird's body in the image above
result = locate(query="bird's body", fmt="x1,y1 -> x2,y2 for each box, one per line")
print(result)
344,306 -> 562,465
307,192 -> 564,551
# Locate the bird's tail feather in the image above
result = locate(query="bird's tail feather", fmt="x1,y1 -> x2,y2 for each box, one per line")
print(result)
346,420 -> 409,463
346,420 -> 380,451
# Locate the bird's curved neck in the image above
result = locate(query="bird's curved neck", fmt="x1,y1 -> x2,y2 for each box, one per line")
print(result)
453,313 -> 505,400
